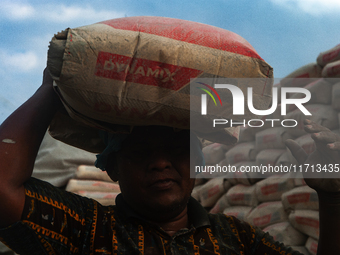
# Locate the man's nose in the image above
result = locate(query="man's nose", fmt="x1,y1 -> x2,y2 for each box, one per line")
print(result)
147,150 -> 173,171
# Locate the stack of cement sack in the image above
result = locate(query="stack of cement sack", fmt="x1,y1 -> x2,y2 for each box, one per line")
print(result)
195,44 -> 340,255
65,165 -> 120,206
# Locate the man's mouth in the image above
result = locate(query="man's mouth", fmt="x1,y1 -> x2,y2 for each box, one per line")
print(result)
150,179 -> 176,190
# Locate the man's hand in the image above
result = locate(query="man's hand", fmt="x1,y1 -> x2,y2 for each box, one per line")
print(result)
286,119 -> 340,193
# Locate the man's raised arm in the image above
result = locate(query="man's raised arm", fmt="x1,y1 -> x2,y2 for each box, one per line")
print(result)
0,69 -> 62,227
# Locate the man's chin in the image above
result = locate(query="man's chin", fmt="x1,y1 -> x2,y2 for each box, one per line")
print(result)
144,196 -> 189,219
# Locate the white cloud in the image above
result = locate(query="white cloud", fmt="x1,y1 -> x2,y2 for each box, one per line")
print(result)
0,2 -> 125,23
271,0 -> 340,15
0,50 -> 39,72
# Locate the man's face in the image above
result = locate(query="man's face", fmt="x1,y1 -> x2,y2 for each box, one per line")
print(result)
113,126 -> 196,221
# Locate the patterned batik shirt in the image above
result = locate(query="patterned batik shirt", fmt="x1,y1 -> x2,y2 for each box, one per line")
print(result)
0,177 -> 303,255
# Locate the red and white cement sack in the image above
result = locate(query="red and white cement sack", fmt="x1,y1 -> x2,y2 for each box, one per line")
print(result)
238,126 -> 256,143
225,142 -> 258,165
209,193 -> 230,214
199,178 -> 226,207
255,127 -> 293,150
289,210 -> 319,240
226,184 -> 258,207
280,63 -> 322,88
255,175 -> 295,202
321,59 -> 340,79
275,150 -> 298,167
256,149 -> 286,167
75,191 -> 119,206
75,165 -> 113,182
223,206 -> 253,221
47,16 -> 273,152
332,82 -> 340,111
262,221 -> 307,246
282,185 -> 318,211
317,44 -> 340,67
246,201 -> 288,229
66,179 -> 121,193
203,143 -> 230,165
305,237 -> 318,255
285,104 -> 339,137
287,79 -> 332,112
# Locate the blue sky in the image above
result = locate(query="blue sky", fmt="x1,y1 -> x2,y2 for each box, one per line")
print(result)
1,0 -> 340,123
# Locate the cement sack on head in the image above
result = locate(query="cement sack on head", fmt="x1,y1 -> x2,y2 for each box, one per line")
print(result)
331,82 -> 340,111
75,191 -> 119,206
246,201 -> 288,229
226,184 -> 258,207
47,16 -> 273,153
290,246 -> 311,255
317,44 -> 340,67
262,221 -> 307,246
285,104 -> 339,137
255,127 -> 293,150
199,178 -> 226,207
223,206 -> 253,221
255,174 -> 295,202
32,132 -> 96,187
225,142 -> 259,165
289,210 -> 319,240
286,79 -> 332,112
282,186 -> 318,211
76,165 -> 113,182
66,179 -> 121,193
295,134 -> 315,156
280,63 -> 322,88
276,150 -> 298,167
255,149 -> 286,169
209,193 -> 230,214
305,237 -> 318,255
203,143 -> 229,165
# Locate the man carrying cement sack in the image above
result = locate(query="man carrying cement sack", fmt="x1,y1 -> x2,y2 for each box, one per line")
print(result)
1,67 -> 340,254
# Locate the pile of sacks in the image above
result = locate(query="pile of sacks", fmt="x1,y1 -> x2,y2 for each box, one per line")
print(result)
193,43 -> 340,255
65,165 -> 120,206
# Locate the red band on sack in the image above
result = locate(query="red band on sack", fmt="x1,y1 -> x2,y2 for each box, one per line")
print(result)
253,214 -> 271,226
261,183 -> 279,195
287,193 -> 310,204
95,51 -> 202,91
296,216 -> 319,228
100,17 -> 262,60
323,48 -> 340,63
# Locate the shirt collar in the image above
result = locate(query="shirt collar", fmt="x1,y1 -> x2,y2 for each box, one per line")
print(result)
115,194 -> 210,229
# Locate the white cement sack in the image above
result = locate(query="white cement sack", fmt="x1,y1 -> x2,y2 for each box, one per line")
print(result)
289,210 -> 319,240
255,127 -> 293,150
246,201 -> 288,228
202,143 -> 229,165
225,142 -> 258,165
290,246 -> 310,255
262,221 -> 307,246
76,165 -> 113,182
199,178 -> 226,207
192,185 -> 203,201
305,237 -> 318,255
75,191 -> 119,206
223,206 -> 253,221
331,82 -> 340,111
276,150 -> 298,167
285,104 -> 339,137
280,63 -> 322,88
256,149 -> 286,168
317,44 -> 340,66
295,134 -> 315,156
210,193 -> 230,214
33,132 -> 96,187
238,125 -> 256,143
66,179 -> 121,193
226,184 -> 258,207
287,79 -> 332,112
282,186 -> 318,211
255,175 -> 295,202
292,172 -> 307,186
322,59 -> 340,79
